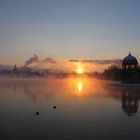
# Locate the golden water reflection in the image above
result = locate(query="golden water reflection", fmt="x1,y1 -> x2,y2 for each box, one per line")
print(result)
0,78 -> 140,118
0,77 -> 109,98
1,78 -> 140,139
77,81 -> 83,93
66,77 -> 107,96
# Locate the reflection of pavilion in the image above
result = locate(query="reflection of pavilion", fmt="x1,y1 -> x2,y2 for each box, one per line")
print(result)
121,89 -> 140,117
107,86 -> 140,117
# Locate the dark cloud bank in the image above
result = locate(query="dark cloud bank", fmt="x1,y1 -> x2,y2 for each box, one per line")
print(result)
69,59 -> 122,65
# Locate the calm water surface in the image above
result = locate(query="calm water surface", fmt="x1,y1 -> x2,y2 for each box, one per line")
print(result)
0,77 -> 140,140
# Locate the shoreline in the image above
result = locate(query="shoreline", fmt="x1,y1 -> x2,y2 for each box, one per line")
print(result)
109,82 -> 140,88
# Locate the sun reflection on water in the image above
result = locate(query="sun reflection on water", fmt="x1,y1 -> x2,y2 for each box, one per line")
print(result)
77,81 -> 83,96
74,78 -> 89,96
77,81 -> 83,92
67,77 -> 106,97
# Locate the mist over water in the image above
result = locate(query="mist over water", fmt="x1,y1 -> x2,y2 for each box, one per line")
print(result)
0,77 -> 140,140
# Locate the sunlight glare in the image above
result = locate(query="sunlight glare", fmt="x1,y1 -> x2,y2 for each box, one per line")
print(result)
77,67 -> 84,74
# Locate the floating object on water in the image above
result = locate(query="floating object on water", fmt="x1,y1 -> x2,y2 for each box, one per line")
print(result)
53,106 -> 56,109
36,112 -> 39,115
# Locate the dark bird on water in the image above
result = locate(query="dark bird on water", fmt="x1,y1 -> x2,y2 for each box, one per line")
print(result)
36,112 -> 39,115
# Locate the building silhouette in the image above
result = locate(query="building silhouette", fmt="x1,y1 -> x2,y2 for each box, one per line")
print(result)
122,53 -> 138,82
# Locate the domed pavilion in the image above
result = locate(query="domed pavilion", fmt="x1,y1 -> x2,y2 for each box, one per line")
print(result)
122,53 -> 138,71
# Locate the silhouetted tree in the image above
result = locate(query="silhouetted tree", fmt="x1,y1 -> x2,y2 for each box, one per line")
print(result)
101,65 -> 122,81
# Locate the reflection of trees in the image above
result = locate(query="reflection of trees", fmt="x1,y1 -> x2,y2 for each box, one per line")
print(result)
23,83 -> 58,102
21,79 -> 77,102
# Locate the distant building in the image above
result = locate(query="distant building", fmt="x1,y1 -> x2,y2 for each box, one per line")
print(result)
13,65 -> 18,73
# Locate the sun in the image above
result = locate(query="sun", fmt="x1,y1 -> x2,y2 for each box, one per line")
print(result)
77,67 -> 84,74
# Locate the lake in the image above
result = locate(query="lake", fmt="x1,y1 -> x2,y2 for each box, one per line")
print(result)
0,77 -> 140,140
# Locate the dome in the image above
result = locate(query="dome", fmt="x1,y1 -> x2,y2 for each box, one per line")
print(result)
122,53 -> 138,65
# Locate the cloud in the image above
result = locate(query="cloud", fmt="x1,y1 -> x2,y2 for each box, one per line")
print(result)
69,59 -> 122,65
24,55 -> 75,72
24,55 -> 56,67
43,57 -> 56,63
25,54 -> 39,66
24,55 -> 122,72
68,59 -> 122,72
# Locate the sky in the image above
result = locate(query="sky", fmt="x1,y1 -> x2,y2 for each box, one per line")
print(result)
0,0 -> 140,65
